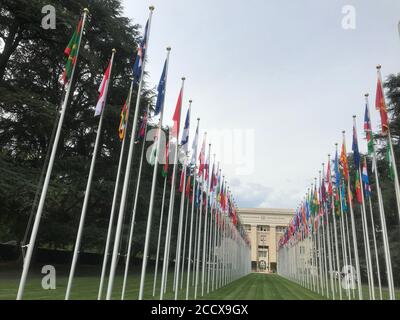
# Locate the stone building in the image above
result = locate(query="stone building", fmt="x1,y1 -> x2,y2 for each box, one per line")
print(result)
238,208 -> 294,272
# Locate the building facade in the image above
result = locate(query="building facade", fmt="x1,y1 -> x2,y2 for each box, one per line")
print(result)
238,208 -> 294,273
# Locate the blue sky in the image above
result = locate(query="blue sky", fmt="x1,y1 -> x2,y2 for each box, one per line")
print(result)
122,0 -> 400,209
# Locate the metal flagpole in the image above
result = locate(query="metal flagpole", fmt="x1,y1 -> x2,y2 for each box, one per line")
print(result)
174,154 -> 188,299
319,171 -> 330,299
192,198 -> 200,286
106,6 -> 154,300
365,93 -> 395,300
66,49 -> 116,300
354,116 -> 375,300
98,82 -> 133,300
121,105 -> 150,299
207,194 -> 215,293
342,131 -> 362,300
201,144 -> 211,296
329,154 -> 343,300
322,163 -> 335,300
368,196 -> 382,299
139,56 -> 176,302
186,165 -> 198,299
194,169 -> 205,299
180,186 -> 190,290
153,176 -> 167,297
17,8 -> 89,300
159,77 -> 186,300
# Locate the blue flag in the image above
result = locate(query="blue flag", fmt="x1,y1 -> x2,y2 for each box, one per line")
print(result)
154,59 -> 167,115
334,150 -> 341,187
133,20 -> 149,80
352,124 -> 360,168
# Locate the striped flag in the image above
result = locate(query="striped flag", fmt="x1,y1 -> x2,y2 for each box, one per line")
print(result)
133,20 -> 149,80
62,17 -> 83,85
363,102 -> 374,156
362,158 -> 371,198
118,100 -> 128,140
95,60 -> 112,116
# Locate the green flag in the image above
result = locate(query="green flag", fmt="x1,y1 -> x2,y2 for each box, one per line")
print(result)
386,144 -> 395,180
62,17 -> 83,84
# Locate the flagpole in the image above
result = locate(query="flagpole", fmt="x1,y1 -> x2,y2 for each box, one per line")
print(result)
98,82 -> 133,300
174,153 -> 188,299
121,105 -> 150,299
365,93 -> 395,299
201,144 -> 211,296
353,115 -> 375,300
153,176 -> 167,297
137,54 -> 175,302
329,154 -> 342,300
194,162 -> 206,299
65,49 -> 116,300
106,6 -> 154,300
180,190 -> 190,290
159,77 -> 186,300
342,131 -> 362,300
16,8 -> 89,300
186,162 -> 198,299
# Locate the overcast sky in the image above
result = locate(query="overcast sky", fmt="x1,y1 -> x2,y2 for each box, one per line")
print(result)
122,0 -> 400,209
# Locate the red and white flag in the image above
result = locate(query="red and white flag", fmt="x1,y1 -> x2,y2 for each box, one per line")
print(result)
95,60 -> 112,116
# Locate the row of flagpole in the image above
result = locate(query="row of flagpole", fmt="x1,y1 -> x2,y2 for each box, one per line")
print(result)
277,65 -> 398,300
17,6 -> 251,300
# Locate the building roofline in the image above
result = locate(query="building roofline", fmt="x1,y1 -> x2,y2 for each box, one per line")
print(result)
238,208 -> 294,215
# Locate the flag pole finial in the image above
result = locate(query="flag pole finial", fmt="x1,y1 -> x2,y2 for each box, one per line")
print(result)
189,99 -> 193,103
365,93 -> 369,97
353,115 -> 356,119
342,130 -> 345,134
112,48 -> 117,53
83,8 -> 89,14
166,46 -> 171,51
376,64 -> 382,70
197,118 -> 200,121
149,5 -> 155,11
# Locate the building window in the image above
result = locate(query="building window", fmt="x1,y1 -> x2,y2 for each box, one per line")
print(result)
258,250 -> 267,258
276,226 -> 286,233
244,224 -> 251,231
257,225 -> 270,232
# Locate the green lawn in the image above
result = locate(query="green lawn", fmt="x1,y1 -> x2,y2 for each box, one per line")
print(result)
0,264 -> 325,300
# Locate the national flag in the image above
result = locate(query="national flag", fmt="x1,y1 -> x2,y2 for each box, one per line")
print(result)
138,111 -> 147,138
198,133 -> 206,177
210,162 -> 216,192
185,174 -> 191,197
362,158 -> 371,198
334,150 -> 341,187
179,168 -> 185,193
364,102 -> 374,155
133,20 -> 149,80
94,60 -> 112,116
118,100 -> 129,140
171,87 -> 183,139
154,59 -> 167,116
191,120 -> 199,165
181,108 -> 190,153
161,138 -> 169,178
62,17 -> 83,85
340,142 -> 349,180
352,123 -> 360,169
204,151 -> 210,182
386,144 -> 394,180
326,160 -> 333,196
341,183 -> 348,213
375,68 -> 389,135
355,170 -> 362,204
